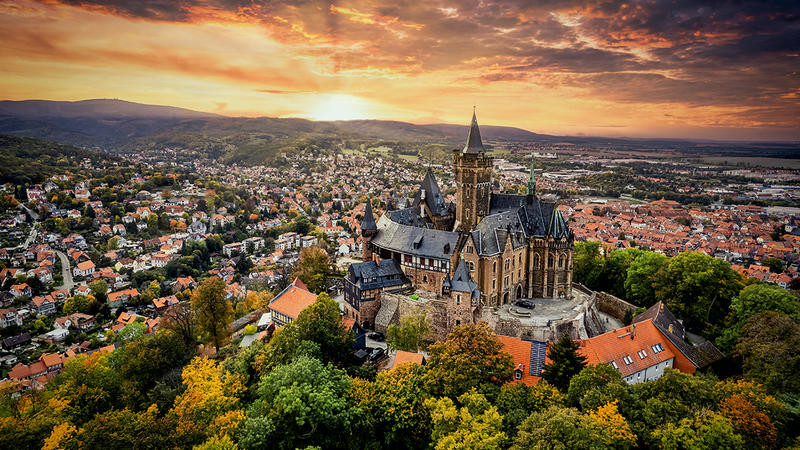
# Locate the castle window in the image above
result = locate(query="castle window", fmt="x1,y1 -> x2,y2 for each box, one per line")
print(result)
492,280 -> 496,291
456,320 -> 461,326
423,275 -> 427,283
468,261 -> 475,272
534,254 -> 540,268
548,255 -> 554,268
504,276 -> 509,288
558,255 -> 564,268
456,294 -> 461,305
519,254 -> 522,264
493,261 -> 497,273
505,259 -> 510,270
466,245 -> 473,254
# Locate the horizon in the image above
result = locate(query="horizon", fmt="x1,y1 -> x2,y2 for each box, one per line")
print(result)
1,1 -> 798,141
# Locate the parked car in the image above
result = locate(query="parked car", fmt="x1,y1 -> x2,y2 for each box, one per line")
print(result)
369,347 -> 386,362
515,300 -> 535,308
368,332 -> 385,342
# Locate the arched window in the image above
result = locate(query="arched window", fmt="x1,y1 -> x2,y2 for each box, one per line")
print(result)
548,255 -> 554,268
493,261 -> 497,273
534,254 -> 540,268
558,255 -> 564,268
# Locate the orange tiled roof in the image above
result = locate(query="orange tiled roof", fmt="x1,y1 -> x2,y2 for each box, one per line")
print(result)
497,335 -> 543,386
269,283 -> 317,320
578,319 -> 675,378
392,350 -> 425,368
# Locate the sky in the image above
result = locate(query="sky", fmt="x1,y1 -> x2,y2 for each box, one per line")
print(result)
0,0 -> 798,141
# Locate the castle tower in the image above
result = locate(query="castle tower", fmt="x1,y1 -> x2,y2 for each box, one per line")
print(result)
453,110 -> 493,231
526,158 -> 536,200
361,199 -> 377,260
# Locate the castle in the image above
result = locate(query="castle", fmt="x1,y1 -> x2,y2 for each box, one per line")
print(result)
343,111 -> 574,338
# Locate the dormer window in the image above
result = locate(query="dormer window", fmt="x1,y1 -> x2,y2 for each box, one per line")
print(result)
610,361 -> 618,370
637,349 -> 648,359
623,356 -> 633,365
514,369 -> 523,380
652,343 -> 664,354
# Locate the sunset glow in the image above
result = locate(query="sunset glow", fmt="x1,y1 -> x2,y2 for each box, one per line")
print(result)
0,0 -> 798,140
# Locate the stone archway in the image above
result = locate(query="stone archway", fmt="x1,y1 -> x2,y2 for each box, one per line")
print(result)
516,285 -> 522,300
503,292 -> 509,304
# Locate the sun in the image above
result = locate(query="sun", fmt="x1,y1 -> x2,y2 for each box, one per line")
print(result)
306,94 -> 372,121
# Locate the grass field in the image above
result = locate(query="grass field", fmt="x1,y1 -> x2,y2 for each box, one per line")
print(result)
701,156 -> 800,169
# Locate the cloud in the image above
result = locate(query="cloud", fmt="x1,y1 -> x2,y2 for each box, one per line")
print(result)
4,0 -> 799,138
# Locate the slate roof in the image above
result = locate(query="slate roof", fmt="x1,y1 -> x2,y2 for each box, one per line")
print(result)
348,259 -> 408,291
632,301 -> 723,369
462,110 -> 485,154
361,200 -> 377,231
372,214 -> 459,260
450,259 -> 479,298
412,169 -> 451,217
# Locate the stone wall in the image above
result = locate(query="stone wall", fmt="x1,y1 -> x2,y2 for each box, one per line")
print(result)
595,291 -> 637,322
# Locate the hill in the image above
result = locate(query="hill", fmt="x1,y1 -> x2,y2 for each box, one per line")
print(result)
0,134 -> 119,185
0,99 -> 797,163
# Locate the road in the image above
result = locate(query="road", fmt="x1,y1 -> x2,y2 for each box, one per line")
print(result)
55,250 -> 75,291
5,205 -> 39,251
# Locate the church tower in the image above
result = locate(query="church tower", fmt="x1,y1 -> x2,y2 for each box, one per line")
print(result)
453,110 -> 493,231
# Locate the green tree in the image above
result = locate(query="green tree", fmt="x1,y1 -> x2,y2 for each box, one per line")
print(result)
255,292 -> 352,373
735,311 -> 800,395
426,390 -> 507,450
651,410 -> 744,450
511,405 -> 600,450
573,241 -> 604,290
191,276 -> 234,352
602,248 -> 644,298
424,322 -> 514,399
240,356 -> 353,450
566,364 -> 632,413
348,363 -> 431,449
542,334 -> 587,392
718,284 -> 800,352
386,308 -> 431,352
624,251 -> 668,306
290,246 -> 331,292
88,279 -> 109,303
760,257 -> 785,274
653,251 -> 742,334
495,382 -> 563,439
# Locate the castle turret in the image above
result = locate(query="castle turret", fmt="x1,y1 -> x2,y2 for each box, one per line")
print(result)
453,109 -> 493,231
361,199 -> 377,260
526,158 -> 536,200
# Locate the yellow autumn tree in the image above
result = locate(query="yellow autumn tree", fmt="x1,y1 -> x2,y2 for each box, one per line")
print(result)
170,357 -> 246,443
42,422 -> 78,450
589,400 -> 637,449
244,291 -> 273,311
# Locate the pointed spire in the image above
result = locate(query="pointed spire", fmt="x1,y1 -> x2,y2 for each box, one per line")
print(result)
462,109 -> 485,154
361,199 -> 377,232
527,157 -> 536,197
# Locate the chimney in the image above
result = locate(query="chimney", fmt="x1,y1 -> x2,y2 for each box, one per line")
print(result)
631,323 -> 636,339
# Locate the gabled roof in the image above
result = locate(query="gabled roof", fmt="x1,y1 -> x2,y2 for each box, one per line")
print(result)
269,280 -> 317,321
579,319 -> 676,378
348,259 -> 408,291
462,110 -> 485,154
632,301 -> 723,369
